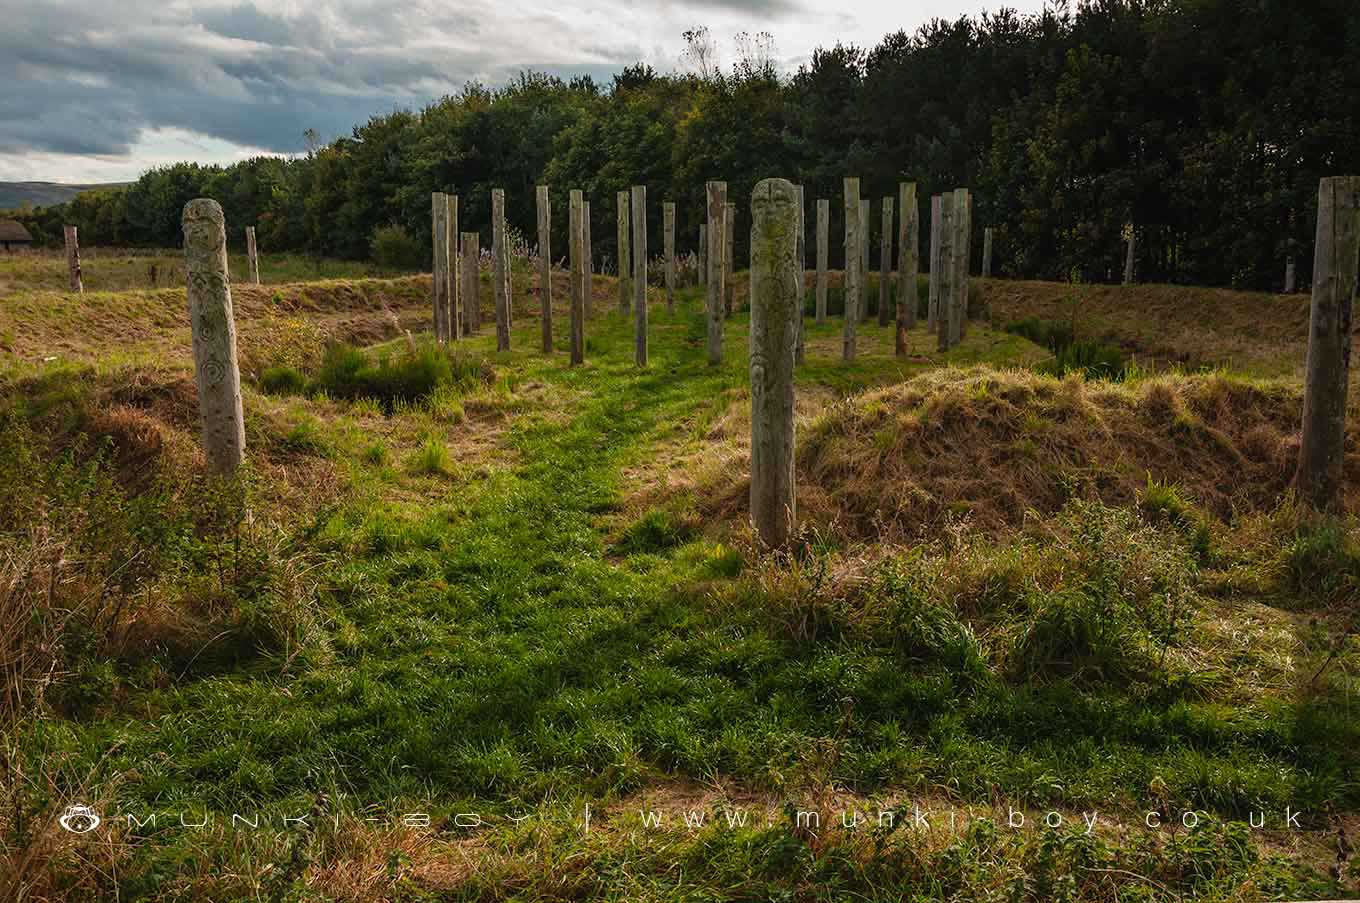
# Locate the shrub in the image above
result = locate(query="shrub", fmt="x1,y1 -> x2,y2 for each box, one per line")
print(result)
260,365 -> 306,396
369,223 -> 424,270
311,342 -> 486,410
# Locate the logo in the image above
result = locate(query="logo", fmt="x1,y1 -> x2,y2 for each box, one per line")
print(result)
58,804 -> 101,834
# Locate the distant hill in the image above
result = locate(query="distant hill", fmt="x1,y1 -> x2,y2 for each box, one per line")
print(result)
0,181 -> 130,210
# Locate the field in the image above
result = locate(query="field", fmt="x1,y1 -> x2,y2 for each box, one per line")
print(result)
1,252 -> 1358,901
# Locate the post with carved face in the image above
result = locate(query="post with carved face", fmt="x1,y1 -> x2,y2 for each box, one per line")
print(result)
182,199 -> 245,476
749,178 -> 799,549
705,181 -> 726,364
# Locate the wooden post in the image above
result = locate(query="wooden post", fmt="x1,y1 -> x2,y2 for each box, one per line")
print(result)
63,225 -> 82,294
795,184 -> 806,365
181,199 -> 244,476
859,198 -> 870,322
461,232 -> 479,337
632,185 -> 648,366
699,223 -> 708,288
569,189 -> 585,365
982,227 -> 993,278
583,199 -> 593,316
748,177 -> 800,550
1297,176 -> 1360,512
816,199 -> 829,326
1123,225 -> 1136,285
664,201 -> 676,311
431,193 -> 448,341
447,195 -> 460,340
705,181 -> 727,364
937,192 -> 956,353
843,177 -> 860,361
878,197 -> 893,327
537,185 -> 553,352
953,188 -> 971,344
502,208 -> 513,329
245,226 -> 260,286
897,182 -> 919,353
1285,256 -> 1296,294
617,190 -> 631,312
928,195 -> 942,335
492,188 -> 510,351
724,202 -> 736,318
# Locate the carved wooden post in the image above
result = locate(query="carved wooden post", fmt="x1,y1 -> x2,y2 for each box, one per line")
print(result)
537,185 -> 552,352
1123,225 -> 1136,285
705,181 -> 727,364
1297,176 -> 1360,512
617,190 -> 631,312
245,226 -> 260,285
843,177 -> 860,360
182,199 -> 244,476
664,201 -> 676,311
897,182 -> 919,352
461,232 -> 479,336
431,193 -> 448,341
699,223 -> 708,287
749,178 -> 800,550
952,188 -> 971,345
928,194 -> 942,335
1285,255 -> 1296,293
632,185 -> 648,366
583,199 -> 593,316
724,202 -> 736,318
795,184 -> 806,364
63,225 -> 82,294
816,199 -> 829,326
878,197 -> 893,327
982,227 -> 994,278
492,189 -> 510,351
937,192 -> 956,353
569,189 -> 585,365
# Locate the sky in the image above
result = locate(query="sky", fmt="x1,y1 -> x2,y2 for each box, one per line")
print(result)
0,0 -> 1049,184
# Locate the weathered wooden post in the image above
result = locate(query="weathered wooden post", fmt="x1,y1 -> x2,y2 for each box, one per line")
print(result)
1297,176 -> 1360,512
617,190 -> 631,312
1285,256 -> 1296,294
953,188 -> 971,344
245,226 -> 261,285
859,198 -> 871,322
536,185 -> 553,352
1123,225 -> 1136,285
182,199 -> 244,476
492,189 -> 510,351
569,189 -> 585,365
461,232 -> 479,335
664,201 -> 676,311
724,202 -> 736,318
816,199 -> 829,326
502,209 -> 513,329
706,181 -> 727,364
795,184 -> 806,364
928,194 -> 942,335
897,182 -> 919,353
583,199 -> 593,315
447,194 -> 460,340
982,227 -> 994,278
843,177 -> 860,361
878,197 -> 893,327
937,192 -> 956,353
64,225 -> 82,294
699,223 -> 708,287
632,185 -> 648,366
431,193 -> 449,341
749,177 -> 800,550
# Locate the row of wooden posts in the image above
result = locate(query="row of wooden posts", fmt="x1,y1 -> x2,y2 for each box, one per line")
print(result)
178,175 -> 1355,547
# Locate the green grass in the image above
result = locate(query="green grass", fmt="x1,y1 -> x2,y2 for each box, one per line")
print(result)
3,281 -> 1356,900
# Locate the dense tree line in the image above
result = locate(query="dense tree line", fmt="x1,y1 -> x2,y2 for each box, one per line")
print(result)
7,0 -> 1358,290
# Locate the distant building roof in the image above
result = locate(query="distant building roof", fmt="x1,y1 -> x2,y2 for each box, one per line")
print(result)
0,219 -> 33,242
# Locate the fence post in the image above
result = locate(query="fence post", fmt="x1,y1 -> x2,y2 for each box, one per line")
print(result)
569,189 -> 585,365
816,199 -> 829,326
749,177 -> 800,550
843,177 -> 860,361
461,232 -> 479,337
182,199 -> 244,476
897,182 -> 918,352
706,181 -> 727,364
664,201 -> 676,312
492,189 -> 510,351
1297,176 -> 1360,511
878,197 -> 894,327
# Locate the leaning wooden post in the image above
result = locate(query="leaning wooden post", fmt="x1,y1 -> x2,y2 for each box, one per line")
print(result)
982,227 -> 994,278
724,202 -> 736,318
749,177 -> 800,550
632,185 -> 648,366
937,192 -> 956,353
897,182 -> 919,352
842,178 -> 860,361
705,181 -> 727,364
492,189 -> 510,351
461,232 -> 479,336
1297,176 -> 1360,512
536,185 -> 553,352
794,184 -> 806,364
952,188 -> 971,345
1123,224 -> 1136,285
245,226 -> 261,285
698,223 -> 708,288
64,225 -> 82,294
816,199 -> 829,326
182,199 -> 244,476
878,197 -> 893,327
1285,255 -> 1296,294
663,202 -> 676,311
569,189 -> 585,365
616,191 -> 631,312
431,193 -> 448,341
927,195 -> 942,335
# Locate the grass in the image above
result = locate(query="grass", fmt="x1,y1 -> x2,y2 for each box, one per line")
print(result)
1,272 -> 1357,900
